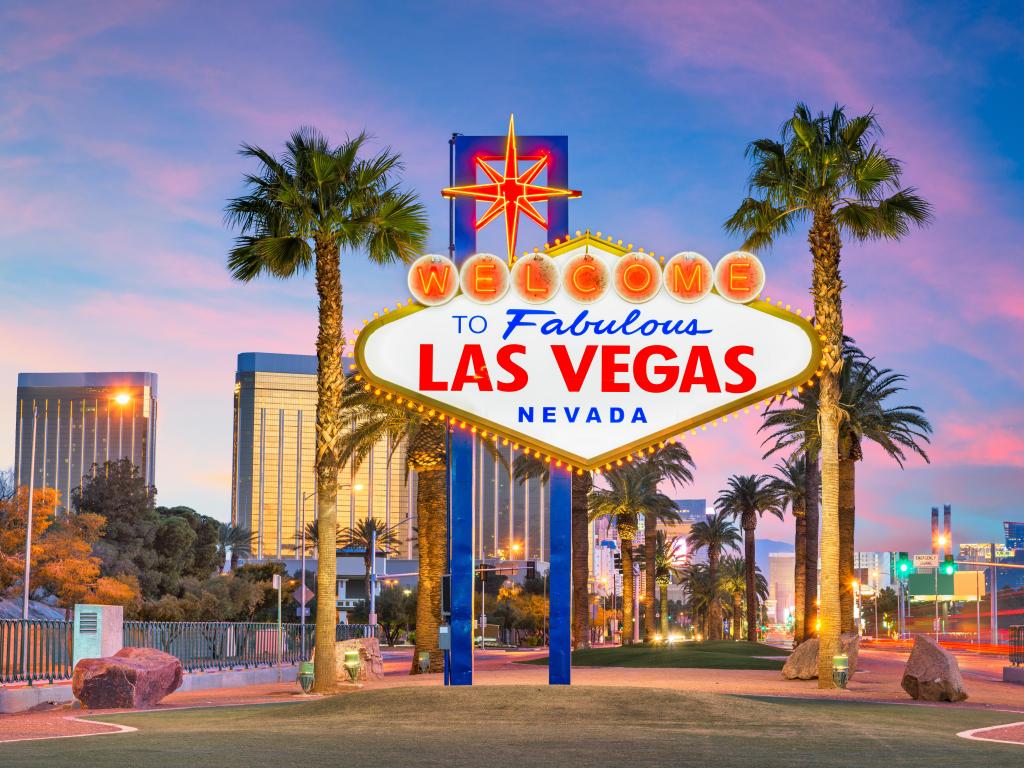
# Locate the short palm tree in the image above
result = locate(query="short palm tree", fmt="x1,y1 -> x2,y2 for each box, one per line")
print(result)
715,475 -> 783,642
226,128 -> 428,691
589,464 -> 675,644
303,519 -> 345,557
770,456 -> 808,642
654,530 -> 685,637
337,377 -> 447,673
218,523 -> 253,570
725,103 -> 931,681
639,443 -> 693,641
720,556 -> 769,640
512,455 -> 593,649
762,353 -> 931,632
686,512 -> 741,640
340,518 -> 403,594
681,562 -> 727,639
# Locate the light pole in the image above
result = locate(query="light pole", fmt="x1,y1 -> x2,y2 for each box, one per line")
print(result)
21,404 -> 38,677
935,534 -> 947,642
367,512 -> 413,635
300,491 -> 315,656
872,569 -> 879,639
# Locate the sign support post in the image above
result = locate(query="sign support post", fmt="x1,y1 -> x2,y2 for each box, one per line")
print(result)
449,426 -> 474,685
548,468 -> 571,685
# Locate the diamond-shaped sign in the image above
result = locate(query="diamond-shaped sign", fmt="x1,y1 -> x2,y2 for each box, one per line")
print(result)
293,586 -> 314,605
355,235 -> 821,470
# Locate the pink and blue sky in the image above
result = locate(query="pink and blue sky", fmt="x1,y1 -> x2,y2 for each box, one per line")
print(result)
1,1 -> 1021,551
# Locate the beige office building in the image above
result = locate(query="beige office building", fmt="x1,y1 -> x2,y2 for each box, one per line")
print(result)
231,353 -> 414,561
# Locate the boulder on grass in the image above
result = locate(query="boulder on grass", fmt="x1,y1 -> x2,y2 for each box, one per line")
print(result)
73,647 -> 183,709
312,636 -> 385,683
901,635 -> 968,702
782,633 -> 861,680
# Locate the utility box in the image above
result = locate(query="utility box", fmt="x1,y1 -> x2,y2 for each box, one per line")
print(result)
72,604 -> 124,669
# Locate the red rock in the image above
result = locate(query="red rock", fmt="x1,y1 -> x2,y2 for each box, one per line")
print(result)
72,647 -> 183,709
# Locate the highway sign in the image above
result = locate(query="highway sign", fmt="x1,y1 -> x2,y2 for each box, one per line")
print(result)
913,554 -> 939,569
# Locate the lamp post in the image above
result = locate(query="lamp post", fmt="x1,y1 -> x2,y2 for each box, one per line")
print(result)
872,569 -> 879,639
21,404 -> 38,678
366,512 -> 413,636
300,491 -> 315,656
935,534 -> 947,642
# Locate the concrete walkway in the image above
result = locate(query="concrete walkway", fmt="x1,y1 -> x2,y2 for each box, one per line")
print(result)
2,645 -> 1022,744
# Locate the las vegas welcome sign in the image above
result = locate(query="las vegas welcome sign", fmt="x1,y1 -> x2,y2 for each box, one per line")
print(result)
354,232 -> 822,472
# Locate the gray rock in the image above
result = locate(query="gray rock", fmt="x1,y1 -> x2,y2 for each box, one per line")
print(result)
312,637 -> 385,683
782,633 -> 860,680
901,635 -> 968,702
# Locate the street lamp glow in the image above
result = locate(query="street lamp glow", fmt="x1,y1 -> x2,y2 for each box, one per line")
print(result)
353,483 -> 364,492
937,533 -> 947,546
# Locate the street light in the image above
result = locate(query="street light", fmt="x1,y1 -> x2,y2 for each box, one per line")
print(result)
21,404 -> 38,678
300,491 -> 315,656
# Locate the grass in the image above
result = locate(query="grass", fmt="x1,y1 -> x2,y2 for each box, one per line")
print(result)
3,687 -> 1020,767
521,640 -> 791,670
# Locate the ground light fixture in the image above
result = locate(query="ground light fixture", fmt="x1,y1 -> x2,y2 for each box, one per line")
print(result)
831,654 -> 849,689
417,651 -> 431,674
298,661 -> 314,694
343,650 -> 361,683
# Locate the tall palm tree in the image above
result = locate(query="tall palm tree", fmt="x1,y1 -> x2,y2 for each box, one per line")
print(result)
226,129 -> 428,690
715,475 -> 783,642
721,556 -> 769,640
725,104 -> 931,682
686,512 -> 741,640
762,354 -> 931,632
512,455 -> 593,649
639,444 -> 694,641
340,518 -> 403,595
337,377 -> 447,673
654,530 -> 685,637
770,456 -> 808,642
589,464 -> 674,644
218,523 -> 253,571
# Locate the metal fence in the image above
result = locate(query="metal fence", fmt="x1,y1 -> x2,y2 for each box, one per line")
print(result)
2,619 -> 381,683
0,620 -> 73,684
1011,625 -> 1024,666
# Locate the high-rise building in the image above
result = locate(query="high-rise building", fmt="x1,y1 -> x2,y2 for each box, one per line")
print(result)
231,353 -> 413,561
930,504 -> 952,555
1004,522 -> 1024,551
473,439 -> 549,563
14,372 -> 157,511
768,551 -> 795,624
853,551 -> 891,590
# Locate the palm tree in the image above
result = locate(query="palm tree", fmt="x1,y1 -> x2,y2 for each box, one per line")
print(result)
680,562 -> 726,639
715,475 -> 783,642
226,128 -> 428,691
639,443 -> 694,641
302,519 -> 345,560
686,512 -> 741,640
654,530 -> 685,637
512,455 -> 593,649
770,456 -> 808,642
340,518 -> 403,595
762,354 -> 931,632
721,556 -> 769,640
725,104 -> 931,682
218,523 -> 253,570
336,377 -> 447,673
589,463 -> 675,644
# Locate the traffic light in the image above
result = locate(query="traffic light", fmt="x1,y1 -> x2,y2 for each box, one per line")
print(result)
613,553 -> 622,572
525,561 -> 536,580
941,555 -> 957,575
895,552 -> 914,577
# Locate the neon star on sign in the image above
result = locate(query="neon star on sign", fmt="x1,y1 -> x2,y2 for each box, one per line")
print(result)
442,115 -> 581,264
356,233 -> 823,471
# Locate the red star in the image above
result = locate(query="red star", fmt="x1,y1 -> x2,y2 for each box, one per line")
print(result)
442,114 -> 581,263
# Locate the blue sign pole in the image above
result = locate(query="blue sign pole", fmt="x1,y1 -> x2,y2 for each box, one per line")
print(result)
548,468 -> 572,685
448,426 -> 474,685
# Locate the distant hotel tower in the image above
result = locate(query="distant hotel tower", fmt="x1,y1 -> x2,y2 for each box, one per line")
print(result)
231,353 -> 414,561
14,372 -> 158,512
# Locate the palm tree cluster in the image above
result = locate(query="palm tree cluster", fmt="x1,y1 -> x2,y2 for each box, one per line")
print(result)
726,103 -> 931,683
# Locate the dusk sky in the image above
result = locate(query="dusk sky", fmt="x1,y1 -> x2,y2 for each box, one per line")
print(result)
1,1 -> 1021,552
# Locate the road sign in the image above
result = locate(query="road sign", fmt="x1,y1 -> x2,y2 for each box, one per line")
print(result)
293,585 -> 314,605
296,606 -> 310,617
913,554 -> 939,569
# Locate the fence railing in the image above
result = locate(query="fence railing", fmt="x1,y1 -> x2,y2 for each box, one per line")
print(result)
0,620 -> 73,684
2,619 -> 382,684
1011,625 -> 1023,666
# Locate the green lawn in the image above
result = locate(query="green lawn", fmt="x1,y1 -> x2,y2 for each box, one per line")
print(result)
522,640 -> 791,669
4,687 -> 1020,767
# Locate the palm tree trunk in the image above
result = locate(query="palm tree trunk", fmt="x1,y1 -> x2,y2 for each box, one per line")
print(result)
571,472 -> 592,649
839,455 -> 856,634
708,547 -> 722,640
660,583 -> 669,637
411,465 -> 446,673
620,541 -> 635,644
732,593 -> 743,639
643,512 -> 657,642
793,509 -> 807,643
312,237 -> 341,693
744,520 -> 757,643
805,448 -> 820,638
811,206 -> 845,686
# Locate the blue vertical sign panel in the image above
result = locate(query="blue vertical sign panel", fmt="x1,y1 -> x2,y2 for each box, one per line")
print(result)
448,426 -> 474,685
548,468 -> 572,685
